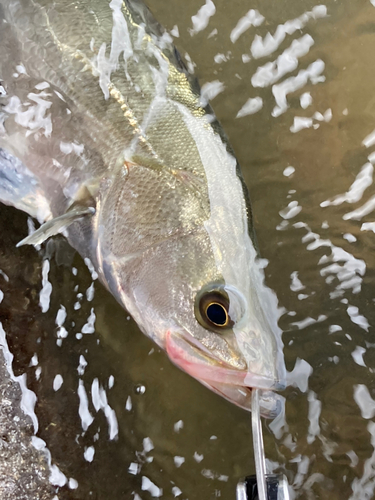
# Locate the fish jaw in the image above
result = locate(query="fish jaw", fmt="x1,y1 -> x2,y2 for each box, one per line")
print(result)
165,330 -> 285,417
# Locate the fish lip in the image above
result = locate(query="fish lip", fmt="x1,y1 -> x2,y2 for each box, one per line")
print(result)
165,330 -> 282,391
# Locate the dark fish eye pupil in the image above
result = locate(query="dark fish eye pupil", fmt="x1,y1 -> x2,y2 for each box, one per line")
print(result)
195,286 -> 232,331
206,303 -> 228,327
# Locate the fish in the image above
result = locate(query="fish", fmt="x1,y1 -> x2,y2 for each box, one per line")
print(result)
0,0 -> 286,415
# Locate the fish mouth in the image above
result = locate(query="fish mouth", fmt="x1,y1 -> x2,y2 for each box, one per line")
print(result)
166,330 -> 283,416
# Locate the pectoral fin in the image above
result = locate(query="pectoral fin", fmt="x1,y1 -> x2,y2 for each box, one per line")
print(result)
16,205 -> 95,247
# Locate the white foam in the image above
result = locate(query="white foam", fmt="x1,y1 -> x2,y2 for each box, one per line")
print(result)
290,108 -> 332,131
200,80 -> 225,106
283,166 -> 295,177
272,60 -> 325,116
329,325 -> 342,333
290,271 -> 305,292
56,305 -> 67,326
252,35 -> 314,88
190,0 -> 216,35
292,455 -> 310,489
170,25 -> 179,37
91,378 -> 119,440
290,117 -> 313,133
39,260 -> 52,313
0,270 -> 9,282
49,464 -> 68,487
349,422 -> 375,499
354,385 -> 375,419
86,282 -> 95,301
53,374 -> 63,391
362,129 -> 375,148
307,391 -> 321,444
174,456 -> 185,467
172,485 -> 182,497
84,446 -> 95,462
59,141 -> 84,156
318,248 -> 365,295
141,476 -> 163,497
81,308 -> 96,334
29,354 -> 38,367
4,91 -> 53,138
296,223 -> 366,296
92,0 -> 133,99
269,400 -> 288,439
183,52 -> 196,73
236,97 -> 263,118
344,195 -> 375,221
279,201 -> 302,219
125,395 -> 132,411
300,92 -> 312,109
230,10 -> 264,43
361,222 -> 375,232
201,469 -> 228,481
286,358 -> 313,392
77,355 -> 87,376
84,258 -> 98,280
78,380 -> 94,431
347,450 -> 359,468
352,346 -> 367,367
321,162 -> 373,207
174,420 -> 184,432
347,305 -> 370,332
68,478 -> 78,489
128,462 -> 139,475
214,52 -> 230,64
250,6 -> 327,59
343,233 -> 357,243
291,315 -> 326,329
56,305 -> 68,340
143,437 -> 154,453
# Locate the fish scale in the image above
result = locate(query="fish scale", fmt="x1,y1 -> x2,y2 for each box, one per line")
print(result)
0,0 -> 285,416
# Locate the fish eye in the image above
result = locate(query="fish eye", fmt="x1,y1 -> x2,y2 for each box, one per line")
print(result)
195,286 -> 233,331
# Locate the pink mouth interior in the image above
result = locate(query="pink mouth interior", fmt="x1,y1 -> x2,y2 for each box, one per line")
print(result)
166,330 -> 276,391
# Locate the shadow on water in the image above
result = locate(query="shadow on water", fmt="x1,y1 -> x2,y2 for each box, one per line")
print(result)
1,0 -> 375,498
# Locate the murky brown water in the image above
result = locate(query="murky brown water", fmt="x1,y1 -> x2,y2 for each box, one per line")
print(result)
1,0 -> 375,498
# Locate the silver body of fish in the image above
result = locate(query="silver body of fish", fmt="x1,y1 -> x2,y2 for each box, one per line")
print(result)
0,0 -> 285,414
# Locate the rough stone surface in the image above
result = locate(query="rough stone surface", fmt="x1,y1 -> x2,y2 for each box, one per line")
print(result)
0,348 -> 56,500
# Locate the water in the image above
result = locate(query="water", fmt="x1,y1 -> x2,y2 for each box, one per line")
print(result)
1,0 -> 375,498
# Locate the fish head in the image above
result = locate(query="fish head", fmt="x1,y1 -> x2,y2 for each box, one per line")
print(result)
97,197 -> 285,416
163,245 -> 286,416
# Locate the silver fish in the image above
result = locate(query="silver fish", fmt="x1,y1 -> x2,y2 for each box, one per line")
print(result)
0,0 -> 285,414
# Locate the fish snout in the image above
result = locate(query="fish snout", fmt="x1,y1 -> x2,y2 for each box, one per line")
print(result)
166,330 -> 284,417
166,330 -> 279,390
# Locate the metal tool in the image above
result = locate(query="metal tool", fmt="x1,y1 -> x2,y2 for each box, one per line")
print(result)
236,389 -> 290,500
